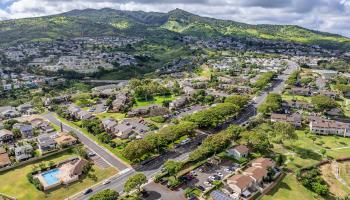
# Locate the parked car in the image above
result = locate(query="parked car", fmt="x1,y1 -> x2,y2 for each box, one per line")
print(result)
217,172 -> 223,177
190,171 -> 197,176
180,138 -> 191,145
213,175 -> 221,180
83,189 -> 93,195
197,185 -> 205,191
103,180 -> 111,185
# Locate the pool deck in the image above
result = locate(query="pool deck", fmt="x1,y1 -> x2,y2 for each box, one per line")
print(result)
35,158 -> 85,191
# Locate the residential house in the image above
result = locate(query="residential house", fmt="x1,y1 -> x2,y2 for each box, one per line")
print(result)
271,113 -> 302,127
13,123 -> 34,138
290,87 -> 311,96
36,157 -> 88,190
320,90 -> 337,99
54,132 -> 77,148
226,145 -> 250,160
3,84 -> 12,91
67,105 -> 81,118
243,167 -> 268,187
37,134 -> 57,154
101,118 -> 118,134
183,86 -> 196,96
111,92 -> 130,112
76,110 -> 92,120
0,147 -> 11,168
226,174 -> 254,197
0,129 -> 14,143
251,158 -> 276,169
30,118 -> 55,133
312,69 -> 338,80
326,108 -> 343,116
17,103 -> 33,113
15,144 -> 33,162
282,100 -> 313,110
123,119 -> 150,136
112,119 -> 150,139
210,190 -> 233,200
113,123 -> 133,139
127,105 -> 169,118
169,97 -> 188,111
0,106 -> 20,119
309,116 -> 350,137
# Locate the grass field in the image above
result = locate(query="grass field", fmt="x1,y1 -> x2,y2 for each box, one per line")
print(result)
282,94 -> 312,103
273,130 -> 350,171
262,174 -> 318,200
0,151 -> 117,200
95,112 -> 126,120
134,95 -> 176,108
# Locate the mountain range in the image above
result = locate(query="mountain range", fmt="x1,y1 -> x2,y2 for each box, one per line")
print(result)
0,8 -> 349,50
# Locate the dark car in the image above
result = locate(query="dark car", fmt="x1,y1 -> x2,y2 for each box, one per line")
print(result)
160,178 -> 168,185
83,188 -> 93,195
197,185 -> 205,191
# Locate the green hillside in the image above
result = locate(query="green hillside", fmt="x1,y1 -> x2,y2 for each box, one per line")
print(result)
0,8 -> 349,50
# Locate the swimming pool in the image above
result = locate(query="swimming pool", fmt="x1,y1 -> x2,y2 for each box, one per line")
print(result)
42,168 -> 61,186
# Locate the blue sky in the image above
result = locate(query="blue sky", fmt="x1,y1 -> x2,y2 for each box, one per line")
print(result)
0,0 -> 349,37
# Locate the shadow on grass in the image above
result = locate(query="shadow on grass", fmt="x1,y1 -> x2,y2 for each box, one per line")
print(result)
285,146 -> 322,161
265,176 -> 291,196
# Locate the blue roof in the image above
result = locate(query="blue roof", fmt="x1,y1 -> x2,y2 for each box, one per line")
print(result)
210,190 -> 233,200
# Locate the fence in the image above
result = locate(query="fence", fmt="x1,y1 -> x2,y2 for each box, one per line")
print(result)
0,146 -> 79,174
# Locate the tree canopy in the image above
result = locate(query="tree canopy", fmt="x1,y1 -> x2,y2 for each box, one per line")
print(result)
311,95 -> 339,111
89,189 -> 119,200
124,173 -> 147,193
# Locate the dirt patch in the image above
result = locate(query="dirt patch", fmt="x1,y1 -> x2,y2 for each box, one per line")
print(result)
320,164 -> 350,197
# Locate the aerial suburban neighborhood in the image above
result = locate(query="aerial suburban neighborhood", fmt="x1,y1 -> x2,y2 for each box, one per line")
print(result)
1,2 -> 350,200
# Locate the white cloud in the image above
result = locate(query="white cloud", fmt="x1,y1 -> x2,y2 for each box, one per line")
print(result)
0,0 -> 349,37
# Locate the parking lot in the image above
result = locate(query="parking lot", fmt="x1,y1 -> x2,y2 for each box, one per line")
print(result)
86,149 -> 111,169
185,159 -> 239,190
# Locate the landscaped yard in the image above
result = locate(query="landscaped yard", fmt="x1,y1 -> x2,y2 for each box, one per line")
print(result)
282,94 -> 312,103
95,112 -> 126,120
134,95 -> 176,108
262,174 -> 318,200
273,130 -> 350,170
0,151 -> 117,200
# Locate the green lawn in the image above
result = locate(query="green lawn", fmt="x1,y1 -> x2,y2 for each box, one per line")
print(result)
282,94 -> 312,103
273,130 -> 350,170
0,151 -> 117,200
95,112 -> 126,120
134,95 -> 176,108
262,174 -> 319,200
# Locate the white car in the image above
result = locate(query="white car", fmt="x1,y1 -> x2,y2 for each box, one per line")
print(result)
204,181 -> 212,186
224,168 -> 232,173
217,172 -> 223,177
103,180 -> 111,185
180,138 -> 191,145
190,171 -> 197,176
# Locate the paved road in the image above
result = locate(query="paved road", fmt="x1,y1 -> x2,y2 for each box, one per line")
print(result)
67,61 -> 299,199
70,131 -> 207,200
43,113 -> 130,171
213,61 -> 298,130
